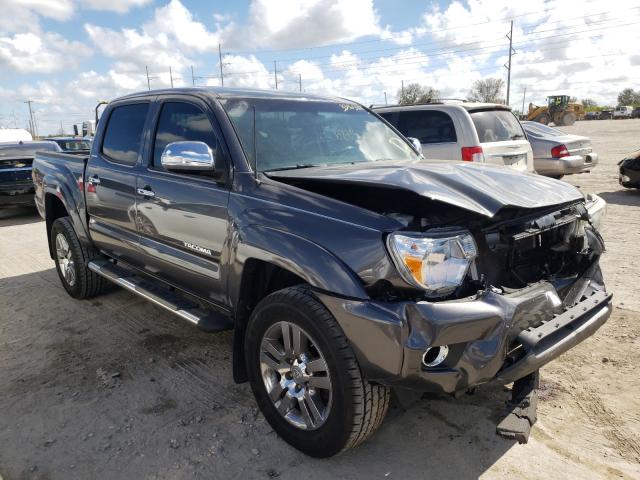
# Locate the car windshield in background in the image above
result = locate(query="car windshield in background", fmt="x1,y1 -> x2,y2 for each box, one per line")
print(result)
470,109 -> 525,143
60,140 -> 91,150
0,142 -> 59,157
523,122 -> 565,137
221,98 -> 419,172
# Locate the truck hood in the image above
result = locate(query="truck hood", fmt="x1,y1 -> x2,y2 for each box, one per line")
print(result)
267,160 -> 584,217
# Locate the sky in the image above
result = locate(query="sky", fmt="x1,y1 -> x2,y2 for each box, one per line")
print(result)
1,0 -> 639,135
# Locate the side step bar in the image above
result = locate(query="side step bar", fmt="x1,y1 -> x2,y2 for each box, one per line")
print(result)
88,260 -> 233,332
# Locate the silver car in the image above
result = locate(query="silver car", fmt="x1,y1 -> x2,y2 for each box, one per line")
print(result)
522,121 -> 598,178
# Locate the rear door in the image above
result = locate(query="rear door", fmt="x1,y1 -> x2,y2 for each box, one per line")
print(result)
135,97 -> 230,306
379,109 -> 459,160
469,109 -> 533,172
85,101 -> 151,266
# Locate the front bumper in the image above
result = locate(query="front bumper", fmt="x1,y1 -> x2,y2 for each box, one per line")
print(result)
316,262 -> 611,394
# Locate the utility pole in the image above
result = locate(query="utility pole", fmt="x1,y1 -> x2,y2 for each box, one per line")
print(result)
24,100 -> 36,138
401,80 -> 404,98
191,65 -> 195,86
521,87 -> 527,115
60,120 -> 64,135
299,73 -> 302,92
384,92 -> 388,104
169,67 -> 174,88
218,44 -> 224,87
504,20 -> 515,106
146,66 -> 151,90
274,61 -> 278,89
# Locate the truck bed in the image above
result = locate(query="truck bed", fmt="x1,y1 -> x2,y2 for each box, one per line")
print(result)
32,150 -> 90,238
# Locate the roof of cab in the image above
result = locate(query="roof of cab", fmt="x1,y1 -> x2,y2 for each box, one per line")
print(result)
115,87 -> 347,104
374,101 -> 511,112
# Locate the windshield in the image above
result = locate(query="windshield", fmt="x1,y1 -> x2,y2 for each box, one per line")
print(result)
470,109 -> 525,143
59,139 -> 91,150
0,142 -> 59,157
221,98 -> 419,171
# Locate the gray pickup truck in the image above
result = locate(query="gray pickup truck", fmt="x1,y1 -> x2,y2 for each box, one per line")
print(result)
33,87 -> 611,457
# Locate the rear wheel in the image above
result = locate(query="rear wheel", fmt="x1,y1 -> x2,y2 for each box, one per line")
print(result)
51,217 -> 106,299
245,286 -> 390,457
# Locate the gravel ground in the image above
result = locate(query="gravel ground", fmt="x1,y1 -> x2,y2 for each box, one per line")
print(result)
0,119 -> 639,480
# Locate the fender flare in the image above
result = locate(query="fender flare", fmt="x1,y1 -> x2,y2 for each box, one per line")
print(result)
42,176 -> 91,257
231,224 -> 368,302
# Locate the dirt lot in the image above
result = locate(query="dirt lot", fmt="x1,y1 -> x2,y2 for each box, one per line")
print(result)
1,119 -> 639,480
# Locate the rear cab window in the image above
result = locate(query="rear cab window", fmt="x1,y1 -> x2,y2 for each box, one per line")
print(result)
380,110 -> 457,144
101,103 -> 150,165
470,109 -> 525,143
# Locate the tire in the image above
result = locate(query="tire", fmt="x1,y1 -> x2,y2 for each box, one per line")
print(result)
245,286 -> 390,457
536,113 -> 550,125
562,112 -> 576,126
51,216 -> 106,299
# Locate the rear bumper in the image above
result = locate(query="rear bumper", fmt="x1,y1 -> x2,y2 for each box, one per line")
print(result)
0,183 -> 35,207
536,153 -> 598,176
316,262 -> 610,394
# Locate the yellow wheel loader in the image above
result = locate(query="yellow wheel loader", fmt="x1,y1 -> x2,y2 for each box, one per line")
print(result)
527,95 -> 585,126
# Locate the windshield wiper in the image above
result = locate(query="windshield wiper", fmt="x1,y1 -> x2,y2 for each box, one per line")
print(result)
263,163 -> 324,172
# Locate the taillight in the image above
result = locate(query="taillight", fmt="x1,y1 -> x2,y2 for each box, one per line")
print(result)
461,146 -> 484,162
551,144 -> 569,159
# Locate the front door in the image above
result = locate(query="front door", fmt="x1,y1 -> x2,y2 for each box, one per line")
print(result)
85,101 -> 150,267
135,98 -> 230,306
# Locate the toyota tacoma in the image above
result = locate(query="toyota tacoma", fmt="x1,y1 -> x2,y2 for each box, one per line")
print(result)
32,87 -> 611,457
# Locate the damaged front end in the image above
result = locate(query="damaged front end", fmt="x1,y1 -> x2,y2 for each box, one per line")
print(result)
316,195 -> 611,394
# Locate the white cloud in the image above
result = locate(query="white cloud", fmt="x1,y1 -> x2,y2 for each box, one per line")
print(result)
0,31 -> 91,73
84,0 -> 224,74
82,0 -> 152,13
221,0 -> 381,48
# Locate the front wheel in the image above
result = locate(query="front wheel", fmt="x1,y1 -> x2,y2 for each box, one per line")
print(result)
245,286 -> 390,457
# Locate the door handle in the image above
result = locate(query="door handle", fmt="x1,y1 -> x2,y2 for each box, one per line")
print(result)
88,175 -> 100,185
137,187 -> 155,198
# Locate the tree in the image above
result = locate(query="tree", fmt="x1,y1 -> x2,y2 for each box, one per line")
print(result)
581,98 -> 597,108
617,88 -> 640,106
467,78 -> 505,103
397,83 -> 440,105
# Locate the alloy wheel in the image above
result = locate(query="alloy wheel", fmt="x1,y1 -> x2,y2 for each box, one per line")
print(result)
55,233 -> 76,287
259,321 -> 332,430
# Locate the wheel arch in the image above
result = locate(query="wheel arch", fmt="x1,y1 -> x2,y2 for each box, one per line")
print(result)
229,226 -> 369,383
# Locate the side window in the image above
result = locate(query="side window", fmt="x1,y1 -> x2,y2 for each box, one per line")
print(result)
153,102 -> 219,169
396,110 -> 457,144
379,111 -> 399,128
101,103 -> 149,164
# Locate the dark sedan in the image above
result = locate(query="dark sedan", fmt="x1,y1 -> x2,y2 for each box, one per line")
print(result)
0,141 -> 61,207
619,149 -> 640,189
44,136 -> 92,155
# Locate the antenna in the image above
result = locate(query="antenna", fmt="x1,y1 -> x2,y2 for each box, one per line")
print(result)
253,105 -> 259,184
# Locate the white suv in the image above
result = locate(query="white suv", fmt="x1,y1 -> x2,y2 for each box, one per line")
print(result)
373,102 -> 534,172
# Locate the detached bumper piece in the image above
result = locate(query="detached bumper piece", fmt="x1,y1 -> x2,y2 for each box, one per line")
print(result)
496,370 -> 539,444
495,289 -> 612,385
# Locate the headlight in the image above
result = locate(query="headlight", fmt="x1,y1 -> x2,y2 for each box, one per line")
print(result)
387,231 -> 478,297
584,193 -> 606,230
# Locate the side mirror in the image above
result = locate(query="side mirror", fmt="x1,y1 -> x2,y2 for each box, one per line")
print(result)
407,137 -> 423,155
161,141 -> 215,172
